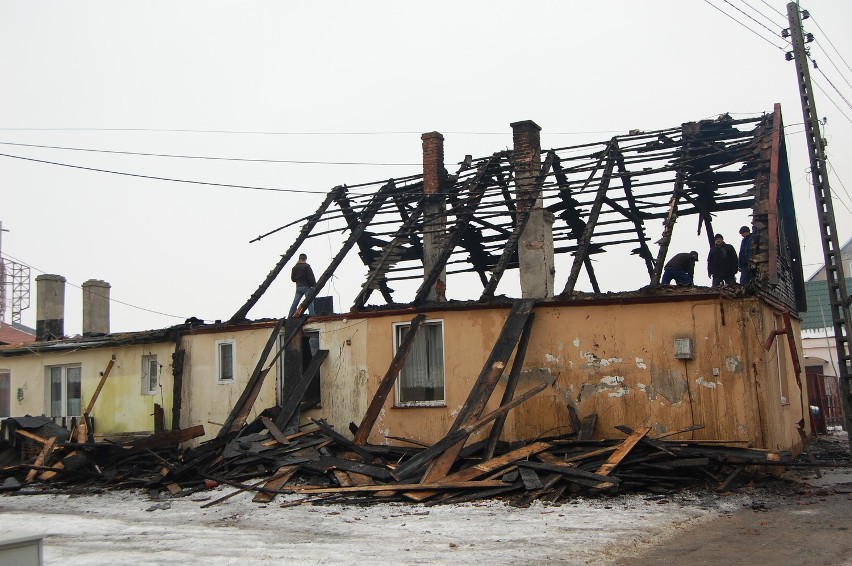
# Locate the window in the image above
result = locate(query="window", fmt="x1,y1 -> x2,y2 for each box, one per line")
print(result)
142,355 -> 159,395
774,316 -> 791,405
0,370 -> 10,417
394,320 -> 445,406
216,339 -> 236,383
45,365 -> 82,417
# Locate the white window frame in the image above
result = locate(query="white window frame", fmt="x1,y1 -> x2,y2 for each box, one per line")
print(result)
45,364 -> 82,418
216,339 -> 236,384
393,319 -> 446,407
141,355 -> 159,395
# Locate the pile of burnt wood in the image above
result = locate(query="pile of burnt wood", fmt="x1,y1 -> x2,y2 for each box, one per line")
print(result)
0,407 -> 793,507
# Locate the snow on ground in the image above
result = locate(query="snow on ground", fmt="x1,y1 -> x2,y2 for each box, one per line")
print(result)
0,488 -> 733,565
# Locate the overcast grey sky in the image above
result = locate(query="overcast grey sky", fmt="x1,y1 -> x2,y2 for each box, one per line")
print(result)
2,1 -> 851,334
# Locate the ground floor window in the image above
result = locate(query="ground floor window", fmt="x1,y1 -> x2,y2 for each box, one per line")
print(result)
394,320 -> 445,406
216,340 -> 236,383
46,364 -> 81,417
142,355 -> 159,395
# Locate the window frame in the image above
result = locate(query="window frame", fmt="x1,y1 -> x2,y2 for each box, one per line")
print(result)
44,364 -> 82,418
216,339 -> 236,384
393,319 -> 446,407
141,355 -> 159,395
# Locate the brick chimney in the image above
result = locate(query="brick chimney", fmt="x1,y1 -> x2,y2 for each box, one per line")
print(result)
82,279 -> 110,336
511,120 -> 555,298
422,131 -> 447,301
35,274 -> 66,341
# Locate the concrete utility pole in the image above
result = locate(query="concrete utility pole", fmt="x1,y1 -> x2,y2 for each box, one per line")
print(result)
787,2 -> 852,450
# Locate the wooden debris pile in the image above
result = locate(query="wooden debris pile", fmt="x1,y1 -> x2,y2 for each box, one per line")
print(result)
0,406 -> 792,507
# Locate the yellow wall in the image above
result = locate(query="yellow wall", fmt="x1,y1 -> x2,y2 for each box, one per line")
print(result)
179,326 -> 278,442
1,296 -> 807,455
1,343 -> 175,433
339,298 -> 806,453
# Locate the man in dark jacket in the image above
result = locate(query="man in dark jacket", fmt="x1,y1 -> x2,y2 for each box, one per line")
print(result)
289,253 -> 316,317
738,225 -> 753,284
707,234 -> 738,286
661,251 -> 699,286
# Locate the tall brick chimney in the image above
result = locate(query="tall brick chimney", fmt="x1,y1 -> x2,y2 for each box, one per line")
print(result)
422,131 -> 447,301
511,120 -> 555,298
36,274 -> 66,341
82,279 -> 110,336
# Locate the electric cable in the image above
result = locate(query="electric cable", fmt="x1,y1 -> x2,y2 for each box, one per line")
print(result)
0,141 -> 420,167
721,0 -> 790,43
0,251 -> 195,322
703,0 -> 787,51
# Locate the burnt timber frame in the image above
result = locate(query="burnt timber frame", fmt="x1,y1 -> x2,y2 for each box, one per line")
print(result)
234,108 -> 804,319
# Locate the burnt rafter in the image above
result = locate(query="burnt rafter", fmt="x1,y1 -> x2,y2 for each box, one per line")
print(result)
232,109 -> 802,315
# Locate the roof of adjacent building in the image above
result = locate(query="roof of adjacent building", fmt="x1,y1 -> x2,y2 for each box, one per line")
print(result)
0,321 -> 36,345
800,277 -> 852,330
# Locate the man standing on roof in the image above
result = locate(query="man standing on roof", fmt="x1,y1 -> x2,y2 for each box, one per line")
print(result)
289,253 -> 316,317
661,251 -> 699,286
738,225 -> 753,285
708,234 -> 738,286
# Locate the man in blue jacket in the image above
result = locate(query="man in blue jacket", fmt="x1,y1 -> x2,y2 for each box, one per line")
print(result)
738,226 -> 753,285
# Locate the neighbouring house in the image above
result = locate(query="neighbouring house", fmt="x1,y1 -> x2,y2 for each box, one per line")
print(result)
0,106 -> 814,457
799,258 -> 852,432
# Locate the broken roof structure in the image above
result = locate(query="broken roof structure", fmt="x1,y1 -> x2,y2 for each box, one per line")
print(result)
231,104 -> 805,320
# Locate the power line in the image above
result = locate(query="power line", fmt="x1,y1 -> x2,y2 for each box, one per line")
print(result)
0,251 -> 193,322
703,0 -> 787,51
0,141 -> 420,167
723,0 -> 789,42
743,0 -> 787,27
813,41 -> 852,93
808,76 -> 852,126
758,0 -> 786,21
0,151 -> 350,195
811,63 -> 852,112
810,14 -> 852,75
0,127 -> 623,136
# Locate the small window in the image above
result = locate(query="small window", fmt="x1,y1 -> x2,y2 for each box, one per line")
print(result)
142,355 -> 159,395
45,364 -> 82,418
216,340 -> 236,383
0,370 -> 10,417
394,320 -> 445,406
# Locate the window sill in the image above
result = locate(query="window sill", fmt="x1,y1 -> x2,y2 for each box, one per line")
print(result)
217,380 -> 236,385
393,403 -> 447,409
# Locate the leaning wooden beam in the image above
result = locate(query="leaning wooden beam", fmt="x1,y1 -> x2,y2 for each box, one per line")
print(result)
416,299 -> 535,488
353,314 -> 426,444
217,317 -> 287,437
83,356 -> 115,417
413,154 -> 502,305
483,314 -> 536,459
562,140 -> 617,295
229,187 -> 341,322
294,182 -> 394,317
253,465 -> 300,503
394,381 -> 549,481
272,349 -> 329,432
596,426 -> 651,476
613,150 -> 656,277
353,206 -> 424,308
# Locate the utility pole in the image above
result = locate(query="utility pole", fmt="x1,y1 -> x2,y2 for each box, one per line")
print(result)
787,2 -> 852,451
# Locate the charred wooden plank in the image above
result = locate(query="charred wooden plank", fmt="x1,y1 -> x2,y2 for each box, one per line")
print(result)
596,427 -> 651,476
353,314 -> 426,445
253,465 -> 299,503
218,317 -> 286,437
274,348 -> 328,434
126,425 -> 205,452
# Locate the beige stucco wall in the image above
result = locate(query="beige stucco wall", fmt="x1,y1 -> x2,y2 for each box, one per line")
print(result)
330,297 -> 806,453
0,343 -> 175,434
179,326 -> 278,442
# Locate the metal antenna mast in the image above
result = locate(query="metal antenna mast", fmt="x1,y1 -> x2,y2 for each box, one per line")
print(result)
787,2 -> 852,450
